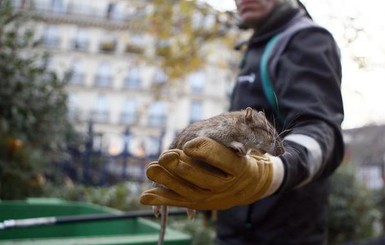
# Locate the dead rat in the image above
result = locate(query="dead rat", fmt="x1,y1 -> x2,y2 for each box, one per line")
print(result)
169,107 -> 284,156
153,107 -> 285,245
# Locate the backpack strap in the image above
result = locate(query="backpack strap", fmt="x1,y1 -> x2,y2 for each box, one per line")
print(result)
259,15 -> 319,126
260,34 -> 284,125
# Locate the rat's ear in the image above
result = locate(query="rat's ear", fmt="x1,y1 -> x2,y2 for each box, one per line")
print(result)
245,107 -> 254,124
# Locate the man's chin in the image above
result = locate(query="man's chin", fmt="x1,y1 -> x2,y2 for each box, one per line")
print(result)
239,16 -> 263,29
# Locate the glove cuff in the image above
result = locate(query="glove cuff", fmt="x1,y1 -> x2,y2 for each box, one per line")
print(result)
261,155 -> 285,198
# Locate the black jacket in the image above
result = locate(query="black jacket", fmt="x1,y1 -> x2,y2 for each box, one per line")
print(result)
216,5 -> 344,245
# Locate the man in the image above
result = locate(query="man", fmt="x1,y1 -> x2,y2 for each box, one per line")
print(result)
140,0 -> 344,244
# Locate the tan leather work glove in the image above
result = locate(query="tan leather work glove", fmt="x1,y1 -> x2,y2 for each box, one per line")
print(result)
140,137 -> 285,210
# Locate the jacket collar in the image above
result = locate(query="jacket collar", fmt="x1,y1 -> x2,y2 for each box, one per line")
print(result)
248,5 -> 302,45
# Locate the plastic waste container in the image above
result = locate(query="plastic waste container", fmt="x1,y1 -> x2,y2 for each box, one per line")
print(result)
0,198 -> 190,245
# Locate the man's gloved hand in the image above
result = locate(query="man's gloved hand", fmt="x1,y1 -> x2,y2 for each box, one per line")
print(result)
140,137 -> 285,210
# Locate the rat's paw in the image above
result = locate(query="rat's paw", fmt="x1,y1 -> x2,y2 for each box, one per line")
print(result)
153,205 -> 161,218
187,208 -> 196,221
229,141 -> 247,156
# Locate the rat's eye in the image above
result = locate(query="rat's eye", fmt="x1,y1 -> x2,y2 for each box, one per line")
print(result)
253,126 -> 269,134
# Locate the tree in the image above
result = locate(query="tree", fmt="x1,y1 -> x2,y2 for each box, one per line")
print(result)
328,164 -> 380,244
375,188 -> 385,235
146,0 -> 239,81
0,0 -> 77,199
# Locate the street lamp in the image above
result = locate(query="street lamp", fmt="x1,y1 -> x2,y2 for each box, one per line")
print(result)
121,128 -> 131,179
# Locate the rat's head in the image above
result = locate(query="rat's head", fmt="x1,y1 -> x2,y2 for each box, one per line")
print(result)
242,107 -> 284,156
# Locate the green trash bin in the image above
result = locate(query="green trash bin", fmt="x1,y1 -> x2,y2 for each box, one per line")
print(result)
0,198 -> 191,245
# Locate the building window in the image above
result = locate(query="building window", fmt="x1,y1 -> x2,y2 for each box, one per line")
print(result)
106,2 -> 127,21
153,68 -> 168,84
125,35 -> 145,54
94,62 -> 112,88
146,136 -> 161,157
99,35 -> 117,53
33,0 -> 49,11
42,25 -> 60,48
68,2 -> 93,16
151,69 -> 169,94
188,71 -> 205,94
126,4 -> 147,19
67,94 -> 81,122
190,100 -> 203,123
148,101 -> 167,127
106,3 -> 115,19
192,12 -> 204,30
11,0 -> 26,8
124,67 -> 141,89
68,59 -> 85,85
51,0 -> 68,13
72,29 -> 89,51
120,99 -> 138,125
91,95 -> 110,123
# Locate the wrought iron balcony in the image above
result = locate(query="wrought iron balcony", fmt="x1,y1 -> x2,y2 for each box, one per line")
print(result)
90,110 -> 110,124
12,1 -> 147,30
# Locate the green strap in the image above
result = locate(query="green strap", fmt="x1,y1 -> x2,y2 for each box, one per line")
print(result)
260,35 -> 286,126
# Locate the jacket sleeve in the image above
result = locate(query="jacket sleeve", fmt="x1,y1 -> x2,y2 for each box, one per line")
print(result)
274,28 -> 345,192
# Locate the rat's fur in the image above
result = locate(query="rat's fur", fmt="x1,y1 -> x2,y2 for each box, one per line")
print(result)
170,107 -> 284,156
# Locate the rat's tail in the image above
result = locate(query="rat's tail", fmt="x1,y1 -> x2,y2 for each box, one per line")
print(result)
158,206 -> 168,245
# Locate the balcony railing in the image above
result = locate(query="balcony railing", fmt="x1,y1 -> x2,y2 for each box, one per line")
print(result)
13,1 -> 148,27
147,115 -> 167,128
67,108 -> 83,122
68,73 -> 85,86
125,44 -> 144,54
99,41 -> 116,53
123,77 -> 141,90
71,40 -> 89,52
190,86 -> 204,95
42,36 -> 61,48
90,110 -> 110,124
120,112 -> 138,125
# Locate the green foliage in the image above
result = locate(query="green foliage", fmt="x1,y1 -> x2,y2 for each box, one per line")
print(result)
328,164 -> 381,244
374,188 -> 385,235
170,215 -> 215,245
45,182 -> 144,211
147,0 -> 235,80
0,138 -> 45,199
0,0 -> 76,199
0,2 -> 68,149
